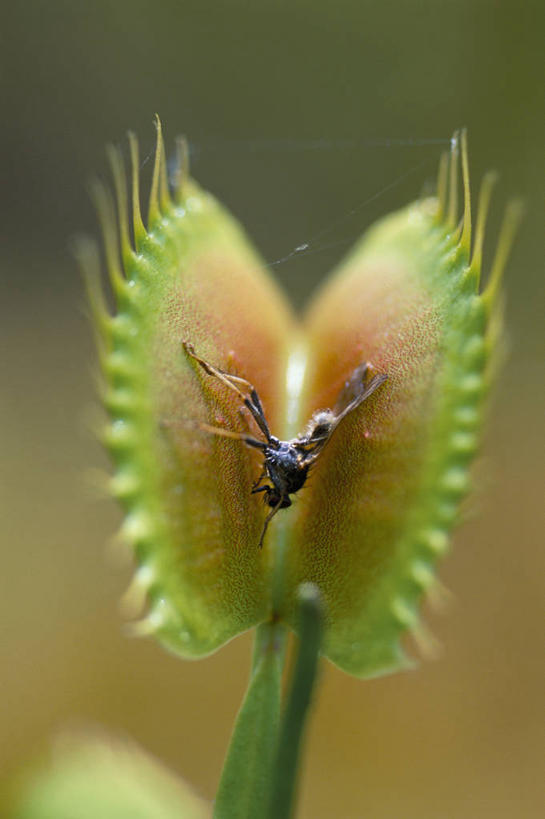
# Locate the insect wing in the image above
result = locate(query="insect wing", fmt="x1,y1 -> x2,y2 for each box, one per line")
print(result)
334,363 -> 387,418
334,371 -> 387,424
333,362 -> 370,415
300,366 -> 387,465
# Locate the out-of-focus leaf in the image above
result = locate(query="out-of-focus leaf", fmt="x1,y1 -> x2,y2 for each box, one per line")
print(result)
10,733 -> 210,819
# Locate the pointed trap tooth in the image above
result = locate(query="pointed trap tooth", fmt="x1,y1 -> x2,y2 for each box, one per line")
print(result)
104,349 -> 139,380
157,118 -> 170,214
470,170 -> 498,279
148,114 -> 166,227
461,334 -> 486,369
435,500 -> 458,528
459,128 -> 472,258
119,564 -> 156,618
119,509 -> 154,546
76,236 -> 113,343
109,468 -> 140,500
410,559 -> 435,590
127,130 -> 147,249
104,387 -> 141,417
453,404 -> 479,429
106,142 -> 133,267
419,527 -> 449,556
89,179 -> 127,298
447,129 -> 461,230
103,419 -> 136,451
103,389 -> 127,416
426,578 -> 454,614
436,149 -> 449,222
441,467 -> 470,496
483,198 -> 524,310
458,372 -> 485,399
110,311 -> 135,338
409,619 -> 442,661
126,614 -> 160,638
126,598 -> 170,637
391,597 -> 418,629
450,430 -> 477,456
173,135 -> 190,204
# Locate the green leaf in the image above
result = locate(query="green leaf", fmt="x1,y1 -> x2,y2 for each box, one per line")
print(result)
267,584 -> 323,819
80,118 -> 294,658
214,622 -> 287,819
282,132 -> 520,676
84,123 -> 519,679
10,734 -> 210,819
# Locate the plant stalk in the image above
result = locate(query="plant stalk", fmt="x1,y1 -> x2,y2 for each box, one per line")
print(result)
267,583 -> 323,819
213,619 -> 287,819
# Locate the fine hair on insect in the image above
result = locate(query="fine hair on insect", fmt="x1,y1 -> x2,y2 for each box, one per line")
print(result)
183,341 -> 387,548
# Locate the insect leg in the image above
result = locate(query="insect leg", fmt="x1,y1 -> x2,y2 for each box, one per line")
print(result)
251,465 -> 268,490
257,495 -> 285,549
183,342 -> 273,442
242,392 -> 273,442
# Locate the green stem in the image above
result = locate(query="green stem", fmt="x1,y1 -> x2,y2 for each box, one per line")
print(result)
268,583 -> 323,819
214,619 -> 288,819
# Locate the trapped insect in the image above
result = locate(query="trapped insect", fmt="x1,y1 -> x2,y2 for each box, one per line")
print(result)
183,342 -> 387,548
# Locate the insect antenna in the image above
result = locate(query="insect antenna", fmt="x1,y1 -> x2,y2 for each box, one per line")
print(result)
197,422 -> 268,450
161,418 -> 267,450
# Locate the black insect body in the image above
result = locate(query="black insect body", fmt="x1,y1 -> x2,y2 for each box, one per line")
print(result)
183,342 -> 387,548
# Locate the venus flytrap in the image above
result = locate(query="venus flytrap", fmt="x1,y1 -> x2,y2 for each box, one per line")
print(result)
74,119 -> 520,819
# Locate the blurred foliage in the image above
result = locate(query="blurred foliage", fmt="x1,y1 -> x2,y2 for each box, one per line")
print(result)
9,733 -> 209,819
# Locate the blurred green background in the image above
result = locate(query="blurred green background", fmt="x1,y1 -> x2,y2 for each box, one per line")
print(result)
2,1 -> 543,816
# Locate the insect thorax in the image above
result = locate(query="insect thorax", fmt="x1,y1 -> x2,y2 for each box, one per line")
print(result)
266,443 -> 309,496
